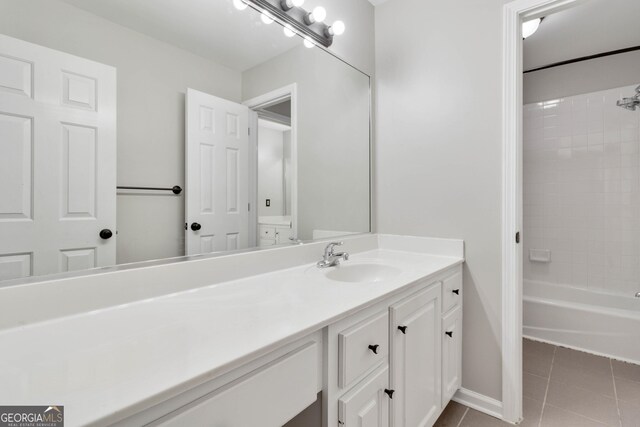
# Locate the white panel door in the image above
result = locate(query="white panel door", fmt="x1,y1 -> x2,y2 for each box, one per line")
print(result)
186,89 -> 249,255
0,34 -> 116,281
390,284 -> 442,427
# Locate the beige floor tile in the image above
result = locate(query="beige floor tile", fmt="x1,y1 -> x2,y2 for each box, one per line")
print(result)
545,380 -> 620,425
524,338 -> 556,359
615,376 -> 640,407
553,347 -> 612,375
540,405 -> 609,427
459,408 -> 510,426
550,363 -> 615,397
523,372 -> 549,401
434,401 -> 468,427
524,351 -> 553,378
522,396 -> 543,426
618,400 -> 640,427
613,360 -> 640,383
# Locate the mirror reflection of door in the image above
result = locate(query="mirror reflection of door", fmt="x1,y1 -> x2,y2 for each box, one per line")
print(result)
256,98 -> 293,247
185,89 -> 249,256
0,34 -> 116,281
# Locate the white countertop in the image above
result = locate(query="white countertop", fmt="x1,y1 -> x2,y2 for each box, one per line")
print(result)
0,244 -> 462,426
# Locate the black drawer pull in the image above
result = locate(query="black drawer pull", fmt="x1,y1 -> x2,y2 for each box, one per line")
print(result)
397,325 -> 407,334
368,344 -> 379,354
445,331 -> 453,338
452,289 -> 460,295
384,389 -> 395,399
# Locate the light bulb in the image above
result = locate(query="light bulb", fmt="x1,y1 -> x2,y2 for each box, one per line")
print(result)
331,20 -> 345,36
522,18 -> 541,39
312,6 -> 327,23
233,0 -> 248,10
282,0 -> 304,10
303,37 -> 315,48
291,0 -> 304,6
261,12 -> 274,24
283,25 -> 295,37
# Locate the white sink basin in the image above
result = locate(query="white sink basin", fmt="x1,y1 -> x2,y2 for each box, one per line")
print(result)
323,263 -> 401,283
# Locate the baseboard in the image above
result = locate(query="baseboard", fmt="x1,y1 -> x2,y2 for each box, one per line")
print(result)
452,387 -> 504,421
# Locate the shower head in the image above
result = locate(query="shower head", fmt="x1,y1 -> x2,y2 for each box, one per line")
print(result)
617,85 -> 640,111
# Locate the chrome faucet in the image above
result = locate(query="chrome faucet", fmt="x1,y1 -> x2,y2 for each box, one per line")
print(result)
317,242 -> 349,268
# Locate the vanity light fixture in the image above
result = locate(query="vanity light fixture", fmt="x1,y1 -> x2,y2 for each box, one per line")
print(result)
304,6 -> 327,24
239,0 -> 342,47
280,0 -> 304,10
522,17 -> 542,39
326,20 -> 345,37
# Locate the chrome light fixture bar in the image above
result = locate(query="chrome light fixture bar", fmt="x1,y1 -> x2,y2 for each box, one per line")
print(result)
245,0 -> 335,47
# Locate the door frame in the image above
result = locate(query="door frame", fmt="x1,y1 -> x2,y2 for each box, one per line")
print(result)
243,84 -> 298,244
501,0 -> 586,423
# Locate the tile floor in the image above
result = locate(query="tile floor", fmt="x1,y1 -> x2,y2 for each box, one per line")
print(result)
434,339 -> 640,427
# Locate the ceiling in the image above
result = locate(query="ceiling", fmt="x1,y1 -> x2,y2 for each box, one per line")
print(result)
60,0 -> 300,72
524,0 -> 640,70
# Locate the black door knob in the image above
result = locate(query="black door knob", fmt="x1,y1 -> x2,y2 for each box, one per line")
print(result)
452,289 -> 460,295
99,229 -> 113,240
445,331 -> 453,338
191,222 -> 202,231
397,325 -> 408,334
384,389 -> 395,399
368,344 -> 379,354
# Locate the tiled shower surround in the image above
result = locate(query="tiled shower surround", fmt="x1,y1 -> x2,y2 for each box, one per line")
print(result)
524,84 -> 640,296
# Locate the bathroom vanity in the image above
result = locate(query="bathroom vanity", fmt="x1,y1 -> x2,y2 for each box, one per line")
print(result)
0,234 -> 463,427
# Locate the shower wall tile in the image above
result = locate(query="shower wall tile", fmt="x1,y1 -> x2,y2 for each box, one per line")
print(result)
523,84 -> 640,296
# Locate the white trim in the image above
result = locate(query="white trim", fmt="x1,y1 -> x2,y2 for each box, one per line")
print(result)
243,84 -> 299,241
453,388 -> 504,421
501,0 -> 587,423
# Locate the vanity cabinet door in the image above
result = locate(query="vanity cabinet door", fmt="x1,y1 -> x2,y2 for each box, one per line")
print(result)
390,284 -> 442,427
442,305 -> 462,406
338,365 -> 389,427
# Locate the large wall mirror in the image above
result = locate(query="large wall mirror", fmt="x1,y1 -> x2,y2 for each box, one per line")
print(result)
0,0 -> 371,284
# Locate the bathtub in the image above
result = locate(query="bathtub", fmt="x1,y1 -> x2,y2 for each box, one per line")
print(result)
524,280 -> 640,364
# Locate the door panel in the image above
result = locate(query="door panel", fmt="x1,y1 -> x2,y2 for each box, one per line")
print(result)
338,365 -> 389,427
0,34 -> 116,280
442,306 -> 462,405
390,284 -> 442,427
186,89 -> 249,255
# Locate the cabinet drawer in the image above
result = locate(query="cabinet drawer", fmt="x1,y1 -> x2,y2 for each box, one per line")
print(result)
155,342 -> 318,427
339,364 -> 390,427
259,225 -> 276,239
339,311 -> 389,388
442,271 -> 462,314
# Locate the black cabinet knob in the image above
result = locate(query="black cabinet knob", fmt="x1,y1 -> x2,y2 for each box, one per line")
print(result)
368,344 -> 379,354
452,289 -> 460,295
384,389 -> 395,399
397,325 -> 408,334
445,331 -> 453,338
190,222 -> 202,231
99,229 -> 113,240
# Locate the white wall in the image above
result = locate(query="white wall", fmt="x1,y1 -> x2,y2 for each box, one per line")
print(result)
243,46 -> 371,241
524,50 -> 640,104
375,0 -> 507,401
0,0 -> 242,264
524,85 -> 640,296
258,126 -> 285,216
